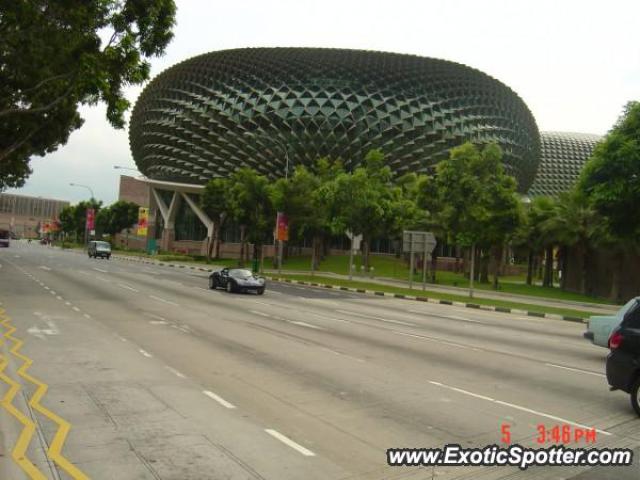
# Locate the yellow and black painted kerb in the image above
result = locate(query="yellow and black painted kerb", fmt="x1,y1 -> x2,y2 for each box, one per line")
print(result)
0,307 -> 90,479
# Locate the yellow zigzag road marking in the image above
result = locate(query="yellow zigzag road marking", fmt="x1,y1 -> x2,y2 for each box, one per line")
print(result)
0,313 -> 47,479
1,313 -> 90,479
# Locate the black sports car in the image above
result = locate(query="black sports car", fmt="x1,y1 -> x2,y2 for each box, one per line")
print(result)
209,268 -> 266,294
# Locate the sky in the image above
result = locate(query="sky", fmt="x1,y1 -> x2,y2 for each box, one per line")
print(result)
8,0 -> 640,204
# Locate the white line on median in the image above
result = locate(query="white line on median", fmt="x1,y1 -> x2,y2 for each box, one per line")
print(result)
264,429 -> 316,457
203,390 -> 236,409
149,295 -> 179,306
117,283 -> 140,293
139,349 -> 152,358
428,381 -> 611,436
545,363 -> 606,378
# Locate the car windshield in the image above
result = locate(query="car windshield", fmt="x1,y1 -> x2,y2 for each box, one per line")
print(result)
95,242 -> 111,248
616,297 -> 639,319
229,269 -> 253,277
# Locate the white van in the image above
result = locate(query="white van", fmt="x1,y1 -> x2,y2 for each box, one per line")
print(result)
88,241 -> 111,259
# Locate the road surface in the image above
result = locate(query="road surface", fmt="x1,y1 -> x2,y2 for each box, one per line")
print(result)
0,242 -> 638,479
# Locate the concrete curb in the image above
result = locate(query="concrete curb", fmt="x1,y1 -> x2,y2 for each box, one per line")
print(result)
105,252 -> 587,324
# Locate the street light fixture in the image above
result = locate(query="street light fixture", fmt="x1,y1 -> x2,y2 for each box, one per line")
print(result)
242,131 -> 291,273
69,182 -> 95,247
69,182 -> 95,199
242,131 -> 291,179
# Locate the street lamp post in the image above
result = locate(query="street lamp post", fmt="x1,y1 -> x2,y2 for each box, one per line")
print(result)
69,182 -> 95,246
243,131 -> 291,273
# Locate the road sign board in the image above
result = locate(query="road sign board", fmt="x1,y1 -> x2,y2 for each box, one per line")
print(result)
402,231 -> 436,254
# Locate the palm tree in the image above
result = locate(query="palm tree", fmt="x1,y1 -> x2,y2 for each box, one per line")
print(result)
543,191 -> 600,295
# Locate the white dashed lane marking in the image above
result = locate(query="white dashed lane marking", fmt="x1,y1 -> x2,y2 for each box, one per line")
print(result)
264,429 -> 316,457
203,390 -> 236,409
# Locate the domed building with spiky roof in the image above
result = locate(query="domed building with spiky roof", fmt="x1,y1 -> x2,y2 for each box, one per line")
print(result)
121,47 -> 601,262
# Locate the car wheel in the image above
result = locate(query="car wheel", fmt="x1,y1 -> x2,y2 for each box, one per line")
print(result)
209,277 -> 215,290
631,376 -> 640,417
226,281 -> 234,293
257,288 -> 265,295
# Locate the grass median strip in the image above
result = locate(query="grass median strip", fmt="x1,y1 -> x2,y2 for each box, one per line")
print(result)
267,274 -> 599,320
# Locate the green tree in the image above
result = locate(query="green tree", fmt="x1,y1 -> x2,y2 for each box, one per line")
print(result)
72,199 -> 102,242
98,200 -> 139,245
201,178 -> 231,261
227,168 -> 274,267
579,101 -> 640,300
329,149 -> 395,274
0,0 -> 177,189
435,142 -> 521,296
270,165 -> 321,271
543,191 -> 600,294
58,205 -> 77,243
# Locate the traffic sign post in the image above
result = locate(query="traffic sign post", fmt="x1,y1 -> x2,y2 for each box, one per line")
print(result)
403,231 -> 437,290
345,230 -> 362,280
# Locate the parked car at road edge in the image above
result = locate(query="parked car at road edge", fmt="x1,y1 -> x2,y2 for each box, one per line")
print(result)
606,298 -> 640,416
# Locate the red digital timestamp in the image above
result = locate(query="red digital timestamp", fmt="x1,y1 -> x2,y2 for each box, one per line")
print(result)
500,423 -> 597,445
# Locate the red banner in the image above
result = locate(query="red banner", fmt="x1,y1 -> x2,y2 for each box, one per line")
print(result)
276,212 -> 289,241
86,208 -> 95,231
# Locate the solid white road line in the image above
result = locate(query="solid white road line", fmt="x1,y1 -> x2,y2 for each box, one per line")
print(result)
143,312 -> 166,321
290,321 -> 325,330
428,381 -> 611,436
335,309 -> 415,327
117,283 -> 140,293
394,331 -> 477,351
139,349 -> 153,358
149,295 -> 179,306
545,363 -> 606,378
203,390 -> 236,409
264,429 -> 316,457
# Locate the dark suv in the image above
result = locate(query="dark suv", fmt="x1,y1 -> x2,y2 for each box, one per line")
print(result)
606,298 -> 640,416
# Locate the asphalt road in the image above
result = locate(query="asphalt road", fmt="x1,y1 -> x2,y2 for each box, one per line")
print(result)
0,241 -> 638,480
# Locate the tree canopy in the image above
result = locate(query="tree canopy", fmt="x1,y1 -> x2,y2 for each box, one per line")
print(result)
579,101 -> 640,241
0,0 -> 177,189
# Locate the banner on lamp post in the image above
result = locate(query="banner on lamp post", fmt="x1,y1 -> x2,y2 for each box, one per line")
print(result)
137,207 -> 149,236
85,208 -> 95,231
275,212 -> 289,242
